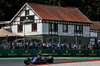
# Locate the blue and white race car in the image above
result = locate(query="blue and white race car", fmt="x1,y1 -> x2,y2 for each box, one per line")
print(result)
24,54 -> 53,65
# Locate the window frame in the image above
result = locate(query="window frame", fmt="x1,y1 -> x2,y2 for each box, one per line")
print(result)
49,23 -> 58,32
54,23 -> 58,32
74,25 -> 83,33
32,23 -> 37,32
25,10 -> 29,16
49,23 -> 52,32
63,24 -> 68,33
18,24 -> 23,33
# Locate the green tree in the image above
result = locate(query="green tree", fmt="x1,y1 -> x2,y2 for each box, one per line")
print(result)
0,0 -> 99,21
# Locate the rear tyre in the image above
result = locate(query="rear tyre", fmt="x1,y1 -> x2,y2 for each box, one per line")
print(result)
24,59 -> 30,65
24,57 -> 30,65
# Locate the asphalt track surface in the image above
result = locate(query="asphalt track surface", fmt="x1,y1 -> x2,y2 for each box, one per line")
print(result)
0,57 -> 100,66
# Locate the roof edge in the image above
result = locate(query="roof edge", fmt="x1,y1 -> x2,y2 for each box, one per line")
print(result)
10,3 -> 27,23
76,8 -> 92,24
92,21 -> 100,22
10,3 -> 43,23
27,3 -> 77,8
43,19 -> 92,24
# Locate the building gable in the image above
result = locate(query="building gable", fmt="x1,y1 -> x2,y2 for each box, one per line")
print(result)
10,3 -> 42,24
10,3 -> 43,36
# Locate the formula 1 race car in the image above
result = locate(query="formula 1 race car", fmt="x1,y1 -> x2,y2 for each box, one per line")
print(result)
24,54 -> 53,65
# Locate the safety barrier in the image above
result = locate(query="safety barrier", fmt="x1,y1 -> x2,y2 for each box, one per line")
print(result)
0,49 -> 100,57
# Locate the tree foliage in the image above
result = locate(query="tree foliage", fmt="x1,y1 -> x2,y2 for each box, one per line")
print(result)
0,0 -> 100,21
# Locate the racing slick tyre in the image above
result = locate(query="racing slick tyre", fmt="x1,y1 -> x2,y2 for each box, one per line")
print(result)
48,56 -> 53,63
24,57 -> 30,65
41,56 -> 46,64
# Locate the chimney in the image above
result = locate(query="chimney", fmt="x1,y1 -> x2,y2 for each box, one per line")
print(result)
58,1 -> 61,6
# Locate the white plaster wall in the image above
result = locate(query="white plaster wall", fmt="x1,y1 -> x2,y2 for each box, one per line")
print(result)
58,24 -> 74,36
11,25 -> 24,36
42,23 -> 49,34
15,17 -> 20,21
24,24 -> 31,34
30,10 -> 34,15
40,20 -> 42,22
68,25 -> 74,36
11,23 -> 42,36
13,21 -> 17,24
58,24 -> 62,35
26,23 -> 42,35
83,26 -> 90,37
35,20 -> 39,23
37,23 -> 42,34
35,16 -> 39,19
90,32 -> 97,37
26,6 -> 29,10
20,11 -> 25,16
12,25 -> 17,33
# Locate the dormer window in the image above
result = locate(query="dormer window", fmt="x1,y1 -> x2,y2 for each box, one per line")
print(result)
25,10 -> 29,16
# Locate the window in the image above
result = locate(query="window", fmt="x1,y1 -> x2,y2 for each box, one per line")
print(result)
90,30 -> 97,33
49,23 -> 52,31
54,23 -> 58,32
63,24 -> 68,32
98,30 -> 100,32
74,25 -> 83,33
18,24 -> 23,32
79,25 -> 83,33
25,10 -> 29,16
49,23 -> 58,32
32,23 -> 37,32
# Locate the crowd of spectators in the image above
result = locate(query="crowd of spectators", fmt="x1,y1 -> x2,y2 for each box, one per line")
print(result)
1,41 -> 99,50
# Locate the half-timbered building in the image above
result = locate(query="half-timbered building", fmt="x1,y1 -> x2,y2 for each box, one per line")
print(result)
8,3 -> 92,44
90,21 -> 100,45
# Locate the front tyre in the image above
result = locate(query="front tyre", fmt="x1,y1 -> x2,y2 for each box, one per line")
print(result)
41,56 -> 46,64
48,56 -> 53,63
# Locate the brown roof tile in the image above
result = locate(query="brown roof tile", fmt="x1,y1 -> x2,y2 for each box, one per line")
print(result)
27,3 -> 91,23
90,21 -> 100,30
